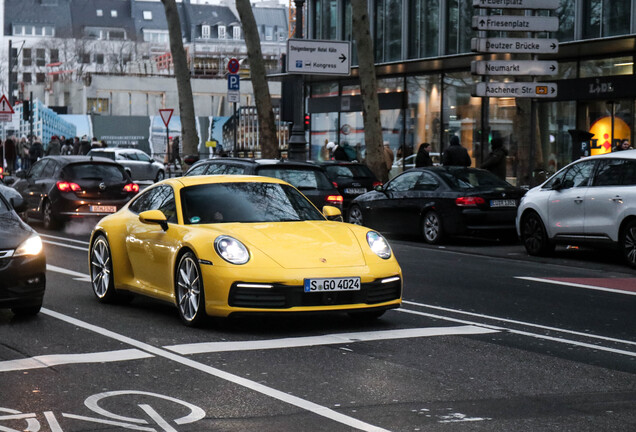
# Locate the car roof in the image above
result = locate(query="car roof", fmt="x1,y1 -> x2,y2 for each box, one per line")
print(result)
579,149 -> 636,161
192,157 -> 325,170
88,148 -> 142,153
167,174 -> 290,188
42,155 -> 119,165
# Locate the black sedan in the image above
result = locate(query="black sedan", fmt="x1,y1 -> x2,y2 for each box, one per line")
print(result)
11,156 -> 139,230
347,166 -> 525,244
0,187 -> 46,316
317,161 -> 382,215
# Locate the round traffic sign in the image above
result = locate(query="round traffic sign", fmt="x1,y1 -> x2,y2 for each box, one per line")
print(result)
227,58 -> 239,74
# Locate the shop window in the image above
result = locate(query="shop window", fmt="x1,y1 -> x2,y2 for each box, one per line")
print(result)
407,74 -> 442,158
442,72 -> 480,167
580,56 -> 633,78
311,82 -> 339,98
341,84 -> 360,96
409,0 -> 439,59
555,61 -> 577,80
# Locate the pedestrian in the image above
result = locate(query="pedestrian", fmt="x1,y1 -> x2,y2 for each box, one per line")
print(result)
614,139 -> 633,151
78,135 -> 91,155
29,139 -> 44,165
100,139 -> 108,148
3,137 -> 16,173
415,142 -> 433,167
480,137 -> 508,180
46,135 -> 61,155
442,135 -> 471,167
90,136 -> 101,149
72,136 -> 80,154
326,141 -> 349,161
19,136 -> 30,170
170,136 -> 182,167
61,139 -> 74,155
383,141 -> 395,171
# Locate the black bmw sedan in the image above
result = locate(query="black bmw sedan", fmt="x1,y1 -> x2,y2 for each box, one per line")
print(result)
347,166 -> 525,244
12,156 -> 139,230
0,188 -> 46,316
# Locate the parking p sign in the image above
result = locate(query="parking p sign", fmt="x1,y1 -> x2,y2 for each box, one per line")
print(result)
228,74 -> 240,91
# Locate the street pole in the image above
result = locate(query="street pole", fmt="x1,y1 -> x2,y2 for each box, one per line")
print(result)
287,0 -> 307,161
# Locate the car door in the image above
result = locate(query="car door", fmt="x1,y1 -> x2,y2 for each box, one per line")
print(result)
14,159 -> 50,217
134,151 -> 155,180
545,160 -> 596,238
118,151 -> 146,180
125,185 -> 180,299
585,158 -> 632,241
368,171 -> 422,233
397,171 -> 441,234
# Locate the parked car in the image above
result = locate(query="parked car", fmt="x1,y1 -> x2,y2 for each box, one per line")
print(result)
89,175 -> 402,326
390,152 -> 441,178
87,148 -> 165,182
517,150 -> 636,268
348,166 -> 525,244
11,156 -> 139,230
0,186 -> 46,316
185,158 -> 344,212
316,161 -> 382,215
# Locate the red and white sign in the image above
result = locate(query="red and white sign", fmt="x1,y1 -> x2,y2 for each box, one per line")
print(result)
227,58 -> 240,74
159,109 -> 173,127
0,95 -> 14,121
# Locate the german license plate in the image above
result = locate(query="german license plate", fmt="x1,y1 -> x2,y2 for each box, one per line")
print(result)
90,205 -> 117,213
490,199 -> 516,208
344,188 -> 366,195
304,277 -> 361,292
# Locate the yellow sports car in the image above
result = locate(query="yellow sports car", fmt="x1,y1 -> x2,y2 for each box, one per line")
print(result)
88,175 -> 402,326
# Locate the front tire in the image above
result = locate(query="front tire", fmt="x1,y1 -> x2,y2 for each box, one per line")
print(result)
422,210 -> 444,244
175,251 -> 206,326
347,205 -> 364,225
620,220 -> 636,269
12,304 -> 41,316
155,170 -> 165,182
90,235 -> 119,302
521,212 -> 555,256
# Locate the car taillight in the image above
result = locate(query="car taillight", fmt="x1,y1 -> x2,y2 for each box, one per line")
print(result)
326,195 -> 344,204
372,181 -> 383,188
56,181 -> 82,192
455,196 -> 485,207
123,183 -> 139,193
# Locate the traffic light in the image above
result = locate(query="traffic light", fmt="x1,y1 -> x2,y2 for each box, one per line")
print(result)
22,100 -> 30,121
304,113 -> 310,130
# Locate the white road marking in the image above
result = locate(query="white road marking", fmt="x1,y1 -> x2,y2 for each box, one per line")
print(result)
165,326 -> 498,355
138,405 -> 178,432
515,276 -> 636,296
0,349 -> 153,372
39,233 -> 90,245
43,240 -> 89,252
40,308 -> 391,432
43,411 -> 64,432
46,264 -> 91,282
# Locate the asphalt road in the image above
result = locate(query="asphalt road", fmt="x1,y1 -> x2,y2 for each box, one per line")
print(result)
1,222 -> 635,431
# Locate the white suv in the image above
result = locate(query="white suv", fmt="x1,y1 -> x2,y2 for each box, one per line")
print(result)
516,150 -> 636,268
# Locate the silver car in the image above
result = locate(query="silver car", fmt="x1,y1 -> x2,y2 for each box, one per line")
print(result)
516,150 -> 636,268
87,148 -> 165,182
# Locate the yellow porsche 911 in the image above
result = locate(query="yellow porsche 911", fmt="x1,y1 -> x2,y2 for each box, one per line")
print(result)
88,175 -> 402,326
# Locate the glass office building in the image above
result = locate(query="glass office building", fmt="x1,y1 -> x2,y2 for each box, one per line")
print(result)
304,0 -> 636,187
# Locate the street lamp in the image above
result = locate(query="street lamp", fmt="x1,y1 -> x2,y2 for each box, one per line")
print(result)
287,0 -> 307,161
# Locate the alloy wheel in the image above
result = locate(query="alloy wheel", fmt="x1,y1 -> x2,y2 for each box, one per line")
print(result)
622,222 -> 636,268
348,205 -> 364,225
91,236 -> 113,299
176,253 -> 203,324
423,211 -> 443,244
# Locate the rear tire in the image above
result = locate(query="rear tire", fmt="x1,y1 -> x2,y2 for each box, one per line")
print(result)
422,210 -> 444,244
42,200 -> 60,230
620,220 -> 636,269
521,212 -> 555,256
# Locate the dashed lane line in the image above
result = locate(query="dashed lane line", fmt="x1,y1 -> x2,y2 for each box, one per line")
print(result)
0,349 -> 153,372
516,276 -> 636,296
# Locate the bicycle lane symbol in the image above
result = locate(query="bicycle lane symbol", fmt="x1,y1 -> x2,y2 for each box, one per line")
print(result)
0,390 -> 206,432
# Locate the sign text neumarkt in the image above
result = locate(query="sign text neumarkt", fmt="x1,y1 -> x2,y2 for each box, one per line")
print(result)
473,82 -> 558,98
472,0 -> 559,9
471,60 -> 557,76
287,39 -> 351,76
472,15 -> 559,32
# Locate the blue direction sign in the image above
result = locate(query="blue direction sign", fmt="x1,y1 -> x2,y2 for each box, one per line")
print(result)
228,74 -> 240,91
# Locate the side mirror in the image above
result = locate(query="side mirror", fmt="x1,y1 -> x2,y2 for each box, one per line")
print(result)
322,205 -> 343,222
374,184 -> 385,192
10,196 -> 26,213
139,209 -> 168,231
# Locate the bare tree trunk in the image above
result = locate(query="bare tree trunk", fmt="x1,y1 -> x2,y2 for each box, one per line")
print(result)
235,0 -> 278,158
161,0 -> 199,160
351,0 -> 386,182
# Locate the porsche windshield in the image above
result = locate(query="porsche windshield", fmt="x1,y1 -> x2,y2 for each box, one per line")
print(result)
180,182 -> 325,224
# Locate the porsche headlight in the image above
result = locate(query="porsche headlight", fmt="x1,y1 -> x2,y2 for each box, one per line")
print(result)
214,235 -> 250,265
14,235 -> 43,256
366,231 -> 391,259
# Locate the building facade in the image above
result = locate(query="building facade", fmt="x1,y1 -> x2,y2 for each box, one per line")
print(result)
305,0 -> 636,187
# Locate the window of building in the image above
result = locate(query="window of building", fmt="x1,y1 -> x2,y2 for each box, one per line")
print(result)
143,30 -> 169,43
442,71 -> 481,166
409,0 -> 439,59
22,73 -> 32,84
84,27 -> 126,40
22,49 -> 32,67
313,0 -> 338,40
201,25 -> 210,39
12,25 -> 24,36
143,11 -> 152,20
375,0 -> 403,62
50,49 -> 59,63
554,0 -> 575,42
264,26 -> 273,41
580,56 -> 634,78
96,9 -> 103,16
111,10 -> 118,18
582,0 -> 631,39
95,53 -> 104,65
218,25 -> 226,39
43,26 -> 55,37
36,73 -> 46,84
87,98 -> 110,114
445,0 -> 473,55
407,75 -> 442,157
233,26 -> 241,40
36,49 -> 46,66
81,53 -> 91,64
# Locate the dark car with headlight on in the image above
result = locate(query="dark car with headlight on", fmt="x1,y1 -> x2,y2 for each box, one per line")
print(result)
0,187 -> 46,316
347,166 -> 525,244
11,155 -> 139,230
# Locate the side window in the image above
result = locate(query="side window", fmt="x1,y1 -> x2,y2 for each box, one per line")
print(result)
593,159 -> 625,186
622,161 -> 636,185
187,164 -> 207,176
386,171 -> 421,192
225,165 -> 247,175
136,152 -> 151,162
41,160 -> 58,178
207,163 -> 228,174
414,172 -> 439,191
129,185 -> 177,223
561,161 -> 595,189
29,160 -> 49,179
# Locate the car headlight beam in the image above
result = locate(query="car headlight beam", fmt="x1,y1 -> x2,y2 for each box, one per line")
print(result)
214,235 -> 250,265
366,231 -> 391,259
14,235 -> 44,256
